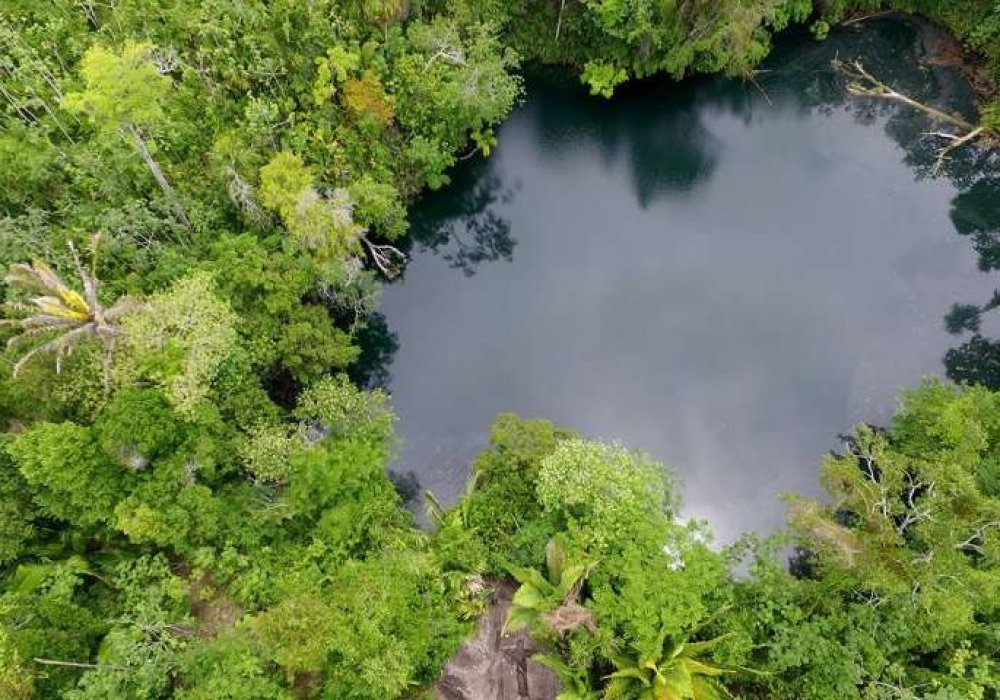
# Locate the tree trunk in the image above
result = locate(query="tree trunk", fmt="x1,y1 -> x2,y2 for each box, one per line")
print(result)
833,58 -> 986,172
833,59 -> 974,131
128,123 -> 193,234
555,0 -> 566,42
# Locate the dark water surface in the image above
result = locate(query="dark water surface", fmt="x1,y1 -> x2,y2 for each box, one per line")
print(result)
376,19 -> 1000,539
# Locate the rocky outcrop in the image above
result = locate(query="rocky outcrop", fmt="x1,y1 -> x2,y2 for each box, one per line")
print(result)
434,580 -> 561,700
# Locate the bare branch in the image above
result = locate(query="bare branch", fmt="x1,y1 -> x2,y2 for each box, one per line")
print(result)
842,10 -> 893,27
127,124 -> 194,236
359,234 -> 406,278
956,520 -> 1000,553
555,0 -> 567,42
33,657 -> 122,670
423,48 -> 465,72
931,127 -> 984,175
833,58 -> 974,131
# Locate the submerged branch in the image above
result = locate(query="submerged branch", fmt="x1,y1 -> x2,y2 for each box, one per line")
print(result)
926,126 -> 984,174
833,58 -> 987,172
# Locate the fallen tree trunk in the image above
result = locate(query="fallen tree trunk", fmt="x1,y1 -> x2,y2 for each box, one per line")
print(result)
833,57 -> 973,130
832,57 -> 986,173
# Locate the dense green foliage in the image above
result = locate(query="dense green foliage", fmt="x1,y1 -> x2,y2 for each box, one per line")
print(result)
1,0 -> 999,698
491,0 -> 1000,122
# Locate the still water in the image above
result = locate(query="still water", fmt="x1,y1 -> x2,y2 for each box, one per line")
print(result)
376,19 -> 1000,539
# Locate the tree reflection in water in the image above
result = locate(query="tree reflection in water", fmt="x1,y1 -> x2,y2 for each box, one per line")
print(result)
404,156 -> 517,277
349,312 -> 399,390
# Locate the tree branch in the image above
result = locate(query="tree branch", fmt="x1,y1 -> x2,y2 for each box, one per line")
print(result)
842,10 -> 893,27
927,126 -> 985,174
33,657 -> 122,670
833,59 -> 973,130
833,58 -> 986,174
359,234 -> 406,278
127,124 -> 193,236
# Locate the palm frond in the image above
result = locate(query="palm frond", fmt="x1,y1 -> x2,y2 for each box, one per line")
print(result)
691,676 -> 733,700
531,653 -> 575,679
682,660 -> 725,678
606,668 -> 652,685
1,302 -> 35,316
6,325 -> 61,349
5,262 -> 54,296
32,295 -> 90,319
546,537 -> 567,584
502,603 -> 537,635
12,335 -> 65,377
508,564 -> 554,594
692,605 -> 733,634
69,239 -> 101,313
13,324 -> 95,376
424,489 -> 446,527
3,240 -> 124,378
603,676 -> 635,700
681,633 -> 736,658
103,299 -> 143,320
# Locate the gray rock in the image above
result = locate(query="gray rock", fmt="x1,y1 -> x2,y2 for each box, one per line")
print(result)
435,580 -> 561,700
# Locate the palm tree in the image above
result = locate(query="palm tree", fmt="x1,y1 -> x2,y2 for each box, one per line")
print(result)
1,237 -> 132,377
603,627 -> 746,700
504,538 -> 595,639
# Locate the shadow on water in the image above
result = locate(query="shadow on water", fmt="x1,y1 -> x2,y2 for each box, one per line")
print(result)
348,311 -> 399,390
523,70 -> 723,207
403,156 -> 518,278
400,15 -> 992,270
764,20 -> 1000,388
943,175 -> 1000,388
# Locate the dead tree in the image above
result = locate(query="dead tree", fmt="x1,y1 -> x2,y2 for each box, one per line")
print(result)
833,58 -> 986,174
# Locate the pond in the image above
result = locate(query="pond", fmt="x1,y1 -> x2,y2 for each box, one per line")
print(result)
373,18 -> 1000,540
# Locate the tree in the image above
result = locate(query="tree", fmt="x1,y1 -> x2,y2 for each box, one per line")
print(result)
788,381 -> 1000,639
63,42 -> 193,233
2,238 -> 133,378
0,617 -> 34,699
259,151 -> 406,276
7,421 -> 129,529
769,380 -> 1000,697
536,439 -> 675,554
115,272 -> 238,418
